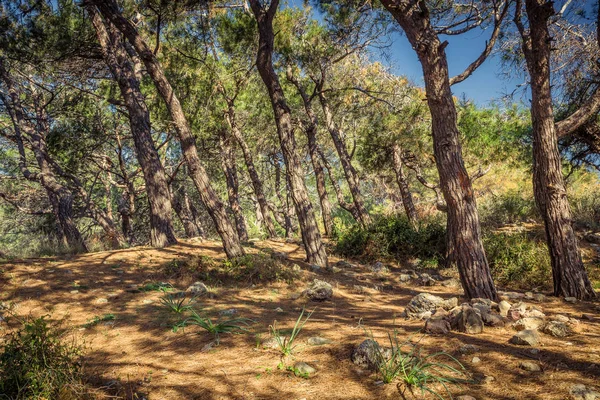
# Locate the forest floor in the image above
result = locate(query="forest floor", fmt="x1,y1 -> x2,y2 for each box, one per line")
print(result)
1,237 -> 599,400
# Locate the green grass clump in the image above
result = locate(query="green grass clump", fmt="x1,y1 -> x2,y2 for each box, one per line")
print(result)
334,214 -> 446,263
160,292 -> 197,314
479,190 -> 538,228
0,315 -> 90,399
179,309 -> 251,344
269,308 -> 313,358
484,231 -> 551,289
82,313 -> 115,328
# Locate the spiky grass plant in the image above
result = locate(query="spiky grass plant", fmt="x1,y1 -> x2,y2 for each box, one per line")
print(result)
181,309 -> 251,344
269,308 -> 313,358
159,292 -> 196,314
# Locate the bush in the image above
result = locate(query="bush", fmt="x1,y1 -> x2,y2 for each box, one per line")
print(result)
483,231 -> 551,289
570,192 -> 600,231
334,215 -> 446,263
0,315 -> 89,399
479,190 -> 538,227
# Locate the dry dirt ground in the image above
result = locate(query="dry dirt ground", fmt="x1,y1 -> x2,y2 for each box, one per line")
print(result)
1,238 -> 599,400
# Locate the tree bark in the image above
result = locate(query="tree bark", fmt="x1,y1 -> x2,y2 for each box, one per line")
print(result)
171,182 -> 204,238
250,0 -> 327,266
392,144 -> 418,227
317,91 -> 371,226
380,0 -> 497,300
287,70 -> 334,236
518,0 -> 595,299
219,130 -> 249,242
92,0 -> 244,258
89,7 -> 177,248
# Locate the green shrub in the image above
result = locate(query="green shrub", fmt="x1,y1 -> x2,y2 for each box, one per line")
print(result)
483,231 -> 551,289
334,215 -> 446,263
0,315 -> 89,399
479,190 -> 538,227
570,192 -> 600,231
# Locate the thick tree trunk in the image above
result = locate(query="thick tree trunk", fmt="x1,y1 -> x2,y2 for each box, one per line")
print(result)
318,92 -> 371,226
219,131 -> 249,242
250,0 -> 327,266
520,0 -> 595,299
90,7 -> 177,248
225,104 -> 278,237
392,144 -> 418,227
287,71 -> 334,236
380,0 -> 497,300
93,0 -> 244,258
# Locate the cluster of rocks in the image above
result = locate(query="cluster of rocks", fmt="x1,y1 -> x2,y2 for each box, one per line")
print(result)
402,292 -> 577,345
302,279 -> 333,301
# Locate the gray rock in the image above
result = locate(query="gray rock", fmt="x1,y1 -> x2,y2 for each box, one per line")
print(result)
399,274 -> 412,282
513,317 -> 545,331
418,273 -> 436,286
441,278 -> 461,288
543,321 -> 571,338
336,260 -> 353,269
441,297 -> 459,310
186,281 -> 208,294
271,251 -> 288,260
459,344 -> 480,354
456,396 -> 477,400
565,297 -> 578,304
453,305 -> 484,334
551,314 -> 570,323
404,293 -> 445,319
351,339 -> 390,370
304,279 -> 333,301
519,361 -> 541,372
262,336 -> 285,349
307,337 -> 332,345
472,356 -> 481,364
509,329 -> 540,346
570,384 -> 600,400
533,293 -> 546,302
293,362 -> 316,376
425,317 -> 451,334
371,261 -> 389,274
482,311 -> 505,327
310,264 -> 321,273
219,308 -> 238,316
95,298 -> 108,304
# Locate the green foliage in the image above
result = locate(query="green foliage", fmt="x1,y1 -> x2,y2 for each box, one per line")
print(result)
368,330 -> 469,398
179,309 -> 251,344
334,215 -> 446,263
82,313 -> 115,329
484,232 -> 552,289
160,293 -> 197,315
269,308 -> 313,358
479,190 -> 538,228
0,315 -> 88,399
570,192 -> 600,231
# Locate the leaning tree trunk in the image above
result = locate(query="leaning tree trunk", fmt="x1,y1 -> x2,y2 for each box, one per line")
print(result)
521,0 -> 595,299
172,183 -> 202,238
287,70 -> 334,236
380,0 -> 497,300
318,92 -> 371,227
90,7 -> 177,248
93,0 -> 244,258
392,144 -> 418,227
219,130 -> 249,242
250,0 -> 327,266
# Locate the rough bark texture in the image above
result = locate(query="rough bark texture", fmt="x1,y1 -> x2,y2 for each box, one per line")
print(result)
392,144 -> 418,227
219,131 -> 249,242
380,0 -> 497,300
171,182 -> 204,238
519,0 -> 595,299
225,103 -> 278,237
287,71 -> 334,236
250,0 -> 327,266
90,7 -> 177,248
93,0 -> 244,258
318,91 -> 371,227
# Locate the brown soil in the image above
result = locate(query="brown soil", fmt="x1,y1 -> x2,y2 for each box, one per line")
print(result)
1,239 -> 599,400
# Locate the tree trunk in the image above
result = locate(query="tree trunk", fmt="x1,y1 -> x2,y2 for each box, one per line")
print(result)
392,144 -> 418,227
380,0 -> 497,300
273,154 -> 295,237
250,0 -> 327,266
520,0 -> 595,299
219,130 -> 249,242
93,0 -> 244,258
90,7 -> 177,248
287,70 -> 334,236
225,104 -> 278,237
318,148 -> 361,220
318,91 -> 371,226
171,183 -> 203,238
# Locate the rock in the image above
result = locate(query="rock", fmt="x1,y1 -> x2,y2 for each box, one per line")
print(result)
441,297 -> 459,310
533,293 -> 546,302
142,299 -> 153,304
371,261 -> 389,274
551,314 -> 570,323
326,266 -> 342,274
310,264 -> 321,273
186,281 -> 208,294
564,297 -> 578,304
307,337 -> 331,345
570,384 -> 600,400
293,362 -> 316,376
304,279 -> 333,301
271,251 -> 288,260
459,344 -> 480,354
417,273 -> 436,286
441,278 -> 461,288
513,317 -> 545,331
509,329 -> 540,346
425,317 -> 451,334
472,356 -> 481,364
519,361 -> 541,372
482,312 -> 505,327
404,293 -> 445,319
70,290 -> 79,294
262,336 -> 285,349
399,274 -> 412,282
219,308 -> 237,316
524,309 -> 546,319
543,321 -> 571,338
95,298 -> 108,304
336,260 -> 353,269
456,396 -> 477,400
275,307 -> 284,312
453,305 -> 484,334
351,339 -> 389,370
291,264 -> 302,272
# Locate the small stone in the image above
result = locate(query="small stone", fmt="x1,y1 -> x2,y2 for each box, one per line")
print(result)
304,279 -> 333,301
519,361 -> 541,372
543,321 -> 571,338
425,317 -> 451,335
453,305 -> 484,334
219,308 -> 237,316
441,297 -> 459,310
513,317 -> 545,331
271,251 -> 288,260
472,356 -> 481,364
142,299 -> 153,304
459,344 -> 480,354
95,298 -> 108,304
417,273 -> 436,286
186,281 -> 208,295
70,290 -> 79,294
371,261 -> 389,274
564,297 -> 578,304
456,396 -> 477,400
293,362 -> 316,376
482,312 -> 505,327
351,339 -> 390,370
530,348 -> 540,355
399,274 -> 412,283
533,293 -> 546,302
441,278 -> 461,288
570,384 -> 600,400
275,307 -> 284,312
336,260 -> 352,269
307,337 -> 331,345
510,329 -> 540,346
498,301 -> 511,317
291,264 -> 302,272
404,293 -> 445,319
551,314 -> 570,323
310,264 -> 321,273
262,336 -> 285,349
